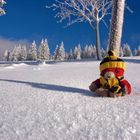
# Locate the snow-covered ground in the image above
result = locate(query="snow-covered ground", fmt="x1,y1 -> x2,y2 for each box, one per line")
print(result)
0,57 -> 140,140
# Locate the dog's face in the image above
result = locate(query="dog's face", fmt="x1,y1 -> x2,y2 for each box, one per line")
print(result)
104,71 -> 115,80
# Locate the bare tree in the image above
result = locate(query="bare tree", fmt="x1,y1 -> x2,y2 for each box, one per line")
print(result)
47,0 -> 112,60
108,0 -> 125,56
0,0 -> 6,16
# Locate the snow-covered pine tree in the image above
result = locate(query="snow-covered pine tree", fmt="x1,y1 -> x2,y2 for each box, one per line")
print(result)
73,44 -> 81,60
76,44 -> 81,60
87,45 -> 93,58
16,44 -> 22,61
10,46 -> 18,61
44,38 -> 50,60
30,40 -> 37,61
119,46 -> 124,57
65,52 -> 69,61
74,46 -> 78,60
82,44 -> 96,59
16,45 -> 22,61
20,45 -> 27,61
3,49 -> 10,61
133,48 -> 137,56
59,42 -> 65,61
54,45 -> 59,61
0,0 -> 6,16
14,45 -> 27,61
38,39 -> 44,60
91,45 -> 97,58
101,48 -> 106,58
38,39 -> 50,61
88,45 -> 97,58
68,49 -> 74,60
3,49 -> 8,61
137,46 -> 140,56
82,45 -> 88,59
123,43 -> 132,57
27,49 -> 32,61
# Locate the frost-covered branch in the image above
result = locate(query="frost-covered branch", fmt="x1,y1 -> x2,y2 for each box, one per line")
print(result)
125,4 -> 133,13
46,0 -> 112,60
0,0 -> 6,16
46,0 -> 112,29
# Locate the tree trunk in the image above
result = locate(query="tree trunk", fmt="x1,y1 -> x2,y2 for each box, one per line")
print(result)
94,8 -> 102,60
95,20 -> 102,60
108,0 -> 125,56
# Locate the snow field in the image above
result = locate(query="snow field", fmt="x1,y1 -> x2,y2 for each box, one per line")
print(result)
0,59 -> 140,140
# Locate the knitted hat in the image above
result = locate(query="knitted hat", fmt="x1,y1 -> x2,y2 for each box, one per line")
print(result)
100,51 -> 126,76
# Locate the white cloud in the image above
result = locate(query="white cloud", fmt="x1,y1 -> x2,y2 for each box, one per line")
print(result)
0,37 -> 31,59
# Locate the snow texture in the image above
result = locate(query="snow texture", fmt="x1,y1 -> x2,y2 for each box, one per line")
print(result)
0,57 -> 140,140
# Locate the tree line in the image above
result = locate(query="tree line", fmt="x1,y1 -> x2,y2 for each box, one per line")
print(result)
3,39 -> 140,62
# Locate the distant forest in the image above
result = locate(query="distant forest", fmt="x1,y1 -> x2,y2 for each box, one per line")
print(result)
3,39 -> 140,62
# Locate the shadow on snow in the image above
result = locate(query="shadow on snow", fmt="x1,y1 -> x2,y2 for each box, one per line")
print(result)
0,79 -> 97,97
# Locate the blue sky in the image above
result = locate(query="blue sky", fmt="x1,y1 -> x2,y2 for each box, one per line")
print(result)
0,0 -> 140,54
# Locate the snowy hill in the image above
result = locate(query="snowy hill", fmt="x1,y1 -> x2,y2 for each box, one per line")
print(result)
0,57 -> 140,140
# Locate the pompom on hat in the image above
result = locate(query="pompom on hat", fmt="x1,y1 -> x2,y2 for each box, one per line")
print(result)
100,50 -> 126,77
